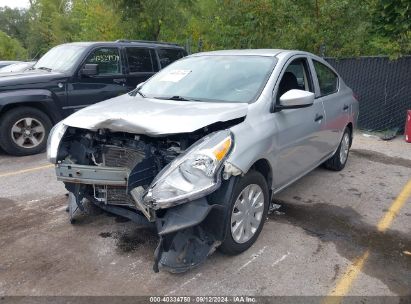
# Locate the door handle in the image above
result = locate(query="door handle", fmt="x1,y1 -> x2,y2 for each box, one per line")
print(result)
113,78 -> 126,84
314,114 -> 324,122
343,104 -> 349,111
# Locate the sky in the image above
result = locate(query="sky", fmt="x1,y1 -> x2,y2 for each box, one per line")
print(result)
0,0 -> 30,9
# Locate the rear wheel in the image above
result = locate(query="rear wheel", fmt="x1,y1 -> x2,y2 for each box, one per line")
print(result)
219,170 -> 269,255
0,107 -> 52,156
323,127 -> 351,171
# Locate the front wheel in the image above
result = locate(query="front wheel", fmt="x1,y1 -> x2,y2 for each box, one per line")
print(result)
323,127 -> 351,171
219,170 -> 269,255
0,107 -> 52,156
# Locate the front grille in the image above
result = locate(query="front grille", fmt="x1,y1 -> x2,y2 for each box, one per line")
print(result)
103,145 -> 145,168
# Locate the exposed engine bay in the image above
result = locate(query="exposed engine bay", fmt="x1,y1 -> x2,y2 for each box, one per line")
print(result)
58,127 -> 193,210
53,119 -> 243,273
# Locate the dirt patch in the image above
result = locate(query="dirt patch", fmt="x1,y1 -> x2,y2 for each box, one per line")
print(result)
115,229 -> 158,253
0,198 -> 16,211
332,264 -> 340,282
351,149 -> 411,168
99,232 -> 112,238
98,229 -> 158,253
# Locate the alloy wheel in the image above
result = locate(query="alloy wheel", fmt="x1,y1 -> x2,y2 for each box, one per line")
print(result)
10,117 -> 45,149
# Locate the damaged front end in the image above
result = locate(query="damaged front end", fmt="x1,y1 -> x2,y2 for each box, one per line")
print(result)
47,122 -> 242,273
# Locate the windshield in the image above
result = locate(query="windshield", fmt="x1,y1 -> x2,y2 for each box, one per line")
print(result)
33,45 -> 87,73
0,62 -> 31,73
139,55 -> 276,103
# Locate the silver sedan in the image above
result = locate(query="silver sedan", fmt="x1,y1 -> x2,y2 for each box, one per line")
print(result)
48,49 -> 359,272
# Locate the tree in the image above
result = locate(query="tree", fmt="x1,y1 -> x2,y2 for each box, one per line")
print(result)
70,0 -> 123,41
0,30 -> 28,60
26,0 -> 76,58
0,7 -> 30,48
371,0 -> 411,57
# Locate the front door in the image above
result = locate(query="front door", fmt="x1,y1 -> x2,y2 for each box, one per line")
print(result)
66,47 -> 129,115
273,56 -> 327,188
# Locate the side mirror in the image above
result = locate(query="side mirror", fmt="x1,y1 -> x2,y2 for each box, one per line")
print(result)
136,82 -> 145,90
81,64 -> 98,77
277,89 -> 314,110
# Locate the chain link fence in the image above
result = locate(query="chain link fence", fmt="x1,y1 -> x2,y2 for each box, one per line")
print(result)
326,56 -> 411,132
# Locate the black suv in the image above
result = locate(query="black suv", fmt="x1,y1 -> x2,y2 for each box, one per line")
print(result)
0,40 -> 187,156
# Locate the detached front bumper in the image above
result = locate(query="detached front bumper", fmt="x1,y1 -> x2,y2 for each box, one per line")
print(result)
57,162 -> 237,273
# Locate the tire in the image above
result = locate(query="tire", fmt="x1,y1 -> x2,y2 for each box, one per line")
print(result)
219,170 -> 269,255
0,107 -> 52,156
323,127 -> 351,171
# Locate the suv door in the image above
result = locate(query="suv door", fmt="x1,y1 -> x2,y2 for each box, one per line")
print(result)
273,56 -> 327,187
311,59 -> 347,153
124,47 -> 157,89
156,48 -> 186,68
66,47 -> 129,114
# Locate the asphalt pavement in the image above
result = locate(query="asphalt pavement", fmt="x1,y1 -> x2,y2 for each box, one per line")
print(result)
0,132 -> 410,299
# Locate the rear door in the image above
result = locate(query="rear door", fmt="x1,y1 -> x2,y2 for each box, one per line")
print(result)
273,56 -> 327,187
124,47 -> 157,90
310,59 -> 348,153
66,47 -> 129,113
156,48 -> 186,68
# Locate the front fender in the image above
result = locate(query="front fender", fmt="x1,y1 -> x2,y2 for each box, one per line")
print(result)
0,89 -> 63,122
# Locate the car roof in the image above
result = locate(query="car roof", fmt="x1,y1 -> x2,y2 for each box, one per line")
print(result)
191,49 -> 284,57
61,40 -> 185,50
190,49 -> 321,58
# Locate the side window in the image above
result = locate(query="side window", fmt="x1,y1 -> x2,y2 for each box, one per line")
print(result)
277,58 -> 313,100
125,47 -> 153,73
157,48 -> 184,68
85,48 -> 121,75
313,60 -> 339,96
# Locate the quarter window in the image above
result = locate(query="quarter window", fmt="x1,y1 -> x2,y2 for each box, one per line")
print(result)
84,48 -> 121,75
126,48 -> 153,73
313,60 -> 339,96
157,48 -> 185,68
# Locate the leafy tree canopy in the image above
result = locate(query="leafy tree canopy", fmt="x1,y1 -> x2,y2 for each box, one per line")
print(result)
0,0 -> 409,60
0,30 -> 28,60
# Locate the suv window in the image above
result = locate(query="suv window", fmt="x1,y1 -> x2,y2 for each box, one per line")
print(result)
277,58 -> 313,100
126,47 -> 153,73
313,60 -> 338,96
157,48 -> 185,68
84,48 -> 121,75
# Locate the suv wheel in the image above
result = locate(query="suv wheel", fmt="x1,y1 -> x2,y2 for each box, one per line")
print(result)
219,170 -> 269,255
0,107 -> 52,156
323,127 -> 351,171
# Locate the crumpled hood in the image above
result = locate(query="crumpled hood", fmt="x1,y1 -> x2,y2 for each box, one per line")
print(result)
63,94 -> 248,135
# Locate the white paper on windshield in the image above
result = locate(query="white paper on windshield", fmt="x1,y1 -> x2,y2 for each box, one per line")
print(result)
160,69 -> 191,82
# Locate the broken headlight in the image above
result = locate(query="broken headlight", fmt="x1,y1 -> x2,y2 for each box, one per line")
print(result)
144,130 -> 233,209
46,122 -> 67,163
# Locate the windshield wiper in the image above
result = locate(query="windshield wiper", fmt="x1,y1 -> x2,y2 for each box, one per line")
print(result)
136,90 -> 146,98
153,95 -> 195,101
129,88 -> 146,98
36,66 -> 52,72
